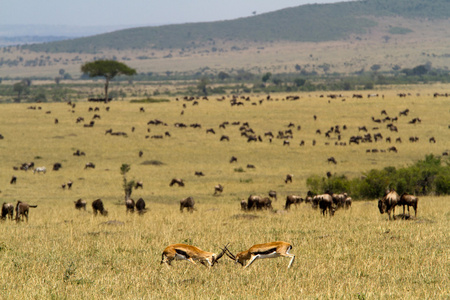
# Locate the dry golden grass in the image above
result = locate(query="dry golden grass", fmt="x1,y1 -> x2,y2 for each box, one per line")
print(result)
0,86 -> 449,298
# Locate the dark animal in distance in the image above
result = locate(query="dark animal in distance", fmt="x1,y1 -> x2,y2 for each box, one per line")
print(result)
316,194 -> 335,216
135,181 -> 143,189
285,195 -> 303,210
399,193 -> 419,217
180,196 -> 195,212
92,199 -> 108,216
268,190 -> 277,201
85,162 -> 95,169
10,176 -> 17,184
214,184 -> 224,195
170,178 -> 185,187
285,174 -> 293,184
378,190 -> 400,220
1,203 -> 14,220
15,201 -> 37,222
74,199 -> 87,210
125,198 -> 135,213
136,198 -> 147,214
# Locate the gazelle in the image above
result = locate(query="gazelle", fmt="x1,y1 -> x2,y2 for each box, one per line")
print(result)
161,243 -> 228,268
223,241 -> 295,269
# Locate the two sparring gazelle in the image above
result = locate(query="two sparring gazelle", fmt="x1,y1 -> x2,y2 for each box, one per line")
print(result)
161,241 -> 295,269
161,243 -> 229,268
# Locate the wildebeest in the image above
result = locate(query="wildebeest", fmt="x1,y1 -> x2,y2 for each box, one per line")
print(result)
247,195 -> 272,210
135,181 -> 143,189
399,193 -> 419,217
285,195 -> 303,210
230,156 -> 238,163
33,167 -> 46,174
85,162 -> 95,169
136,198 -> 147,214
195,171 -> 205,176
125,198 -> 135,213
268,190 -> 277,201
378,190 -> 400,220
170,178 -> 185,187
344,197 -> 352,209
53,163 -> 62,171
214,184 -> 224,195
15,201 -> 38,222
316,194 -> 335,216
10,176 -> 17,184
285,174 -> 293,184
92,199 -> 108,216
332,193 -> 347,209
327,157 -> 337,164
74,199 -> 86,210
1,203 -> 14,220
180,196 -> 195,212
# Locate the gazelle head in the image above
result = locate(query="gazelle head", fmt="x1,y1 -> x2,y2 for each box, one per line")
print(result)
222,245 -> 245,266
211,243 -> 229,266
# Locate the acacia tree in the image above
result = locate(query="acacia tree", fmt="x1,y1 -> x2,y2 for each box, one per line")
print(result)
81,60 -> 136,101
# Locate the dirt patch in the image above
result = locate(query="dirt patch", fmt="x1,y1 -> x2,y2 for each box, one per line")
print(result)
99,220 -> 124,226
141,160 -> 164,166
231,214 -> 260,220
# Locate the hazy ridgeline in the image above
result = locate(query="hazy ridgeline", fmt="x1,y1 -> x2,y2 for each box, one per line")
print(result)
0,87 -> 449,298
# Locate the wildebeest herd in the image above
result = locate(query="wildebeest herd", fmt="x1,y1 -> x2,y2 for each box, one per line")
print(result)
2,92 -> 440,224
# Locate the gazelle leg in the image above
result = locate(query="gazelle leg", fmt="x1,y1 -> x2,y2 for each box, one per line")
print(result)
243,255 -> 259,269
280,253 -> 295,268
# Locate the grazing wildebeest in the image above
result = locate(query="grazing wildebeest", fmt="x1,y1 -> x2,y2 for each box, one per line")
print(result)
135,181 -> 143,189
327,157 -> 337,164
15,201 -> 38,222
85,162 -> 95,169
170,178 -> 185,187
256,197 -> 273,210
399,193 -> 419,217
344,197 -> 352,209
136,198 -> 147,214
73,149 -> 86,156
180,196 -> 195,212
230,156 -> 237,163
92,199 -> 108,216
268,190 -> 277,201
285,174 -> 293,184
33,167 -> 46,174
67,180 -> 73,189
220,135 -> 229,141
214,184 -> 224,195
332,193 -> 347,209
285,195 -> 303,210
378,190 -> 400,220
10,176 -> 17,184
53,162 -> 62,171
240,200 -> 247,211
195,171 -> 205,176
125,198 -> 135,213
316,194 -> 335,216
74,199 -> 86,210
1,203 -> 14,220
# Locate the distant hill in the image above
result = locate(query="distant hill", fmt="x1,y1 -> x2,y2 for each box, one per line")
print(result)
21,0 -> 450,53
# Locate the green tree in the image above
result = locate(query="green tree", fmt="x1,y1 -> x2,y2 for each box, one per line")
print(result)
120,164 -> 135,201
13,81 -> 29,103
81,60 -> 136,102
262,72 -> 272,83
197,77 -> 209,95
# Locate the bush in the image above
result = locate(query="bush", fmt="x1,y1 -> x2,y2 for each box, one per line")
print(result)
306,154 -> 450,199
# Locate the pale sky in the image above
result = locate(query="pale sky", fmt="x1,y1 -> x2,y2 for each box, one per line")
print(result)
2,0 -> 346,27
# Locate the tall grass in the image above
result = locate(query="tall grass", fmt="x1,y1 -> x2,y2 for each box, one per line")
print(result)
0,87 -> 449,298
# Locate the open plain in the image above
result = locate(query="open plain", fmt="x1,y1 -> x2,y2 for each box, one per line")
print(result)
0,86 -> 449,299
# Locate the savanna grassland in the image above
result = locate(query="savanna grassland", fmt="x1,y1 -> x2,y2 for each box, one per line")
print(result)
0,86 -> 449,299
